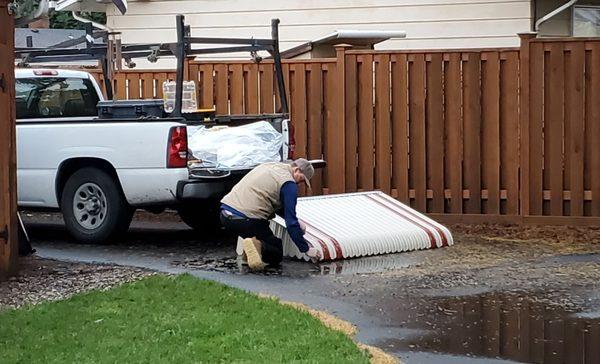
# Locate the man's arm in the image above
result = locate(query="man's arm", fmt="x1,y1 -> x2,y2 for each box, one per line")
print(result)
280,182 -> 309,253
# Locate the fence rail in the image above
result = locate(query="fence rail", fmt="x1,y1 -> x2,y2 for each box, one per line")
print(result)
89,35 -> 600,224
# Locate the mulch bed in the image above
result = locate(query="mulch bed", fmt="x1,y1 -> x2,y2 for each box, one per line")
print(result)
449,223 -> 600,244
0,256 -> 155,311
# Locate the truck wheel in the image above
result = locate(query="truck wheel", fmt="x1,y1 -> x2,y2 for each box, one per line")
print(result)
61,167 -> 133,243
177,202 -> 221,233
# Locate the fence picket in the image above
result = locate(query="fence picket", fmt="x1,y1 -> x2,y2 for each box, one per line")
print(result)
230,64 -> 244,114
358,55 -> 375,192
375,54 -> 392,195
126,73 -> 140,100
482,52 -> 500,214
215,64 -> 228,114
445,53 -> 463,213
391,54 -> 409,204
244,64 -> 259,114
426,53 -> 444,213
409,54 -> 427,212
345,54 -> 359,192
501,51 -> 520,215
463,53 -> 482,214
141,72 -> 155,98
259,64 -> 274,114
565,42 -> 585,216
588,43 -> 600,216
529,42 -> 544,216
307,64 -> 324,195
545,43 -> 565,216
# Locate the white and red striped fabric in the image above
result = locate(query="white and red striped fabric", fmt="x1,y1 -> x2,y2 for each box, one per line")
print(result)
269,191 -> 453,262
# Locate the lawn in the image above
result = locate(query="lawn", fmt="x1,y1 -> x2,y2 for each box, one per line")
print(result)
0,274 -> 368,363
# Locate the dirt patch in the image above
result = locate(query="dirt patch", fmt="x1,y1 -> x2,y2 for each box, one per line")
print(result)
0,256 -> 155,311
449,223 -> 600,245
373,224 -> 600,291
280,300 -> 358,337
133,210 -> 182,223
358,344 -> 400,364
319,224 -> 600,319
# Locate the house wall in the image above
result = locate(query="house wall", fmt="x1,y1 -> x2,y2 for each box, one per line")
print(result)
107,0 -> 531,66
536,0 -> 600,36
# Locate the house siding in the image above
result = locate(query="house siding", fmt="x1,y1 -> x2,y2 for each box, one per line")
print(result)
107,0 -> 531,65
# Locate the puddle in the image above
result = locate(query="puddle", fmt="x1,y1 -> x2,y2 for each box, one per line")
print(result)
380,290 -> 600,364
551,252 -> 600,264
171,256 -> 322,277
171,252 -> 422,277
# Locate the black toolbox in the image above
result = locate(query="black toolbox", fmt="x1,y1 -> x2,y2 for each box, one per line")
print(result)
98,99 -> 165,119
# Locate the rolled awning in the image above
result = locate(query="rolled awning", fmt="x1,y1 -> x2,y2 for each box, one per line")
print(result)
54,0 -> 128,15
111,0 -> 127,14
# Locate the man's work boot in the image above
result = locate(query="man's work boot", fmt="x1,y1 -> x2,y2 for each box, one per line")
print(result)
242,238 -> 266,271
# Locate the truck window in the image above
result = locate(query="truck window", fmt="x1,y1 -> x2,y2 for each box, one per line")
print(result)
16,77 -> 100,119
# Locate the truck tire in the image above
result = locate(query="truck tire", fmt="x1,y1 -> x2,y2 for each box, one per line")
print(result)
177,202 -> 221,233
61,167 -> 133,243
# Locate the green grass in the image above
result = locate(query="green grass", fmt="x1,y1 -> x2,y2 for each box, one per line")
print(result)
0,274 -> 368,364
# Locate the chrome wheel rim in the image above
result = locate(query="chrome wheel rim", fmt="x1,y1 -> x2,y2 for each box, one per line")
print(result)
73,183 -> 107,230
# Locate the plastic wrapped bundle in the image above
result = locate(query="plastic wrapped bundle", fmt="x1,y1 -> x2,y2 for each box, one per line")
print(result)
188,121 -> 283,169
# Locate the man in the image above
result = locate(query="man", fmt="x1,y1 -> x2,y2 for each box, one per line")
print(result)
220,158 -> 322,270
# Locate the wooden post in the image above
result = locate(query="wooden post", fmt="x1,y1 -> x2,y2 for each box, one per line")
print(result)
0,0 -> 18,279
519,33 -> 537,217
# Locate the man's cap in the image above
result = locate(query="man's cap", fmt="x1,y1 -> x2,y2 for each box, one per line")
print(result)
294,158 -> 314,189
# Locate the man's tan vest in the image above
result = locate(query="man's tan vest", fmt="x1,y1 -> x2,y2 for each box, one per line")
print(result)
221,162 -> 295,219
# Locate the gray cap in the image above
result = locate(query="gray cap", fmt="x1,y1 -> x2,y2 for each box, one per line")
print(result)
294,158 -> 314,189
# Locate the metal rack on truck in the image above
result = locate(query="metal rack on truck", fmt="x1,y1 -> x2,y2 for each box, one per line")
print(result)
16,14 -> 289,116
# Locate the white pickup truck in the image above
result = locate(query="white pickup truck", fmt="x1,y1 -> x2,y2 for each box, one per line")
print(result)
16,68 -> 291,243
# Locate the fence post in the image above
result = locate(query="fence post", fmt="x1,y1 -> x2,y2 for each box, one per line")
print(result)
327,44 -> 350,194
0,0 -> 18,279
519,33 -> 536,219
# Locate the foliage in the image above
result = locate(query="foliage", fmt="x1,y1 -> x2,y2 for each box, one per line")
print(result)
50,10 -> 107,29
13,0 -> 106,29
13,0 -> 41,20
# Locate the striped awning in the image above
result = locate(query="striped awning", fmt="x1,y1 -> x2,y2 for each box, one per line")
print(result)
270,191 -> 453,262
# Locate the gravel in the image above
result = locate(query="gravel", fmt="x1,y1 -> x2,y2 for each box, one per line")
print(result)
0,256 -> 156,311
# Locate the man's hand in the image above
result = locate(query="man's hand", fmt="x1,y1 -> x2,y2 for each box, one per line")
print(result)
299,221 -> 307,234
305,247 -> 322,262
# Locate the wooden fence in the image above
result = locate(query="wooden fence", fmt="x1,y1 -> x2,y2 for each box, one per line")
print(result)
1,0 -> 18,278
90,35 -> 600,225
521,36 -> 600,224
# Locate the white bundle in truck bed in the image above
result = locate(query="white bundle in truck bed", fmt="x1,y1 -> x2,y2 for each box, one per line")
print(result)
188,121 -> 283,169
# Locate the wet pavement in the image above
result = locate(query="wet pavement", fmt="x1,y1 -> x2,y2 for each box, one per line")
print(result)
23,212 -> 600,364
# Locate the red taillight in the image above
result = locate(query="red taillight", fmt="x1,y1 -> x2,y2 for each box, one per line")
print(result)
288,123 -> 296,160
167,126 -> 188,168
33,70 -> 58,76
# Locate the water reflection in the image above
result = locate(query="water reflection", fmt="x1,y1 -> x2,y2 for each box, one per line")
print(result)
173,253 -> 419,276
386,291 -> 600,364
